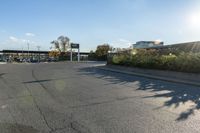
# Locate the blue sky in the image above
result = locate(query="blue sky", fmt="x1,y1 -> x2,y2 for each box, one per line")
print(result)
0,0 -> 200,51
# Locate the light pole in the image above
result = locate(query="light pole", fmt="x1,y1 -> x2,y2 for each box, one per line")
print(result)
107,51 -> 111,64
70,44 -> 73,62
21,46 -> 24,62
27,42 -> 30,62
78,47 -> 80,62
36,46 -> 41,63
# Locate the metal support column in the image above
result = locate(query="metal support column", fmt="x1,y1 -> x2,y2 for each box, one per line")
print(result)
70,47 -> 73,61
78,48 -> 80,62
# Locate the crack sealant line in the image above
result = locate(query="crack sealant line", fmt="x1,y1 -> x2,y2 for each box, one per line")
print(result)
22,76 -> 54,132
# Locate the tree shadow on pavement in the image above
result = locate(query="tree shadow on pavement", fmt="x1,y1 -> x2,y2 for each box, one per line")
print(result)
78,66 -> 200,121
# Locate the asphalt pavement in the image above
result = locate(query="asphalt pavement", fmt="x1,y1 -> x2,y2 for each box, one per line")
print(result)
0,62 -> 200,133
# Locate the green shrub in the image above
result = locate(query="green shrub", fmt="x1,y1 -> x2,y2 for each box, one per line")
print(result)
130,49 -> 160,68
109,48 -> 200,73
112,54 -> 131,66
174,52 -> 200,72
112,55 -> 121,64
160,54 -> 177,70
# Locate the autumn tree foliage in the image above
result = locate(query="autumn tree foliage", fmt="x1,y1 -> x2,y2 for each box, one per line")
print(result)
95,44 -> 112,60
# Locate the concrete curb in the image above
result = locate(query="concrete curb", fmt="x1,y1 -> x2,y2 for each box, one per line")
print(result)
96,66 -> 200,87
0,62 -> 7,64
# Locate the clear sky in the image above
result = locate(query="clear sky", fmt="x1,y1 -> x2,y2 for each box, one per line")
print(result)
0,0 -> 200,51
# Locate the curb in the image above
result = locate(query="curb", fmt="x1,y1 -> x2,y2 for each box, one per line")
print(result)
0,62 -> 7,64
96,66 -> 200,87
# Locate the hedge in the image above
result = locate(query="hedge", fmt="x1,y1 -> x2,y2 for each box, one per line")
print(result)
108,49 -> 200,73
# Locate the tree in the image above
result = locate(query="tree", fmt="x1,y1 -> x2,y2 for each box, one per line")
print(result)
50,35 -> 71,61
51,40 -> 61,53
57,36 -> 70,52
48,50 -> 60,58
95,44 -> 112,60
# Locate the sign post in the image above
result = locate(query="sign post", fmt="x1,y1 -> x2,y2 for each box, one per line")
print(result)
78,48 -> 80,62
70,43 -> 80,62
70,47 -> 73,61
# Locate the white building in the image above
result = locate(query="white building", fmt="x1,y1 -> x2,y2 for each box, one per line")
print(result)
133,41 -> 164,48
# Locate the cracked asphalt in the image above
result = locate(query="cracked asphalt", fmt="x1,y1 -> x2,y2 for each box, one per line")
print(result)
0,62 -> 200,133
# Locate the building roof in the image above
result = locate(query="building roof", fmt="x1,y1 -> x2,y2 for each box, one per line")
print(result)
0,50 -> 90,55
136,41 -> 164,44
0,50 -> 49,54
146,41 -> 200,53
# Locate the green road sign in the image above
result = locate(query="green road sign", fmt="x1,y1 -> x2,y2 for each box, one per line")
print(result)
71,43 -> 79,49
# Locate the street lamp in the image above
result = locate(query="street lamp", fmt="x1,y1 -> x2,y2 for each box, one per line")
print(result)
36,46 -> 41,63
107,51 -> 111,64
27,41 -> 30,62
21,46 -> 24,62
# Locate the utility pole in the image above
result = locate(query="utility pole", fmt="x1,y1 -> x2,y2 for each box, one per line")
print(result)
36,46 -> 41,63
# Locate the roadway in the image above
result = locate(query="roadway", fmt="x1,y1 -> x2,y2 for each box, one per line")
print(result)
0,62 -> 200,133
